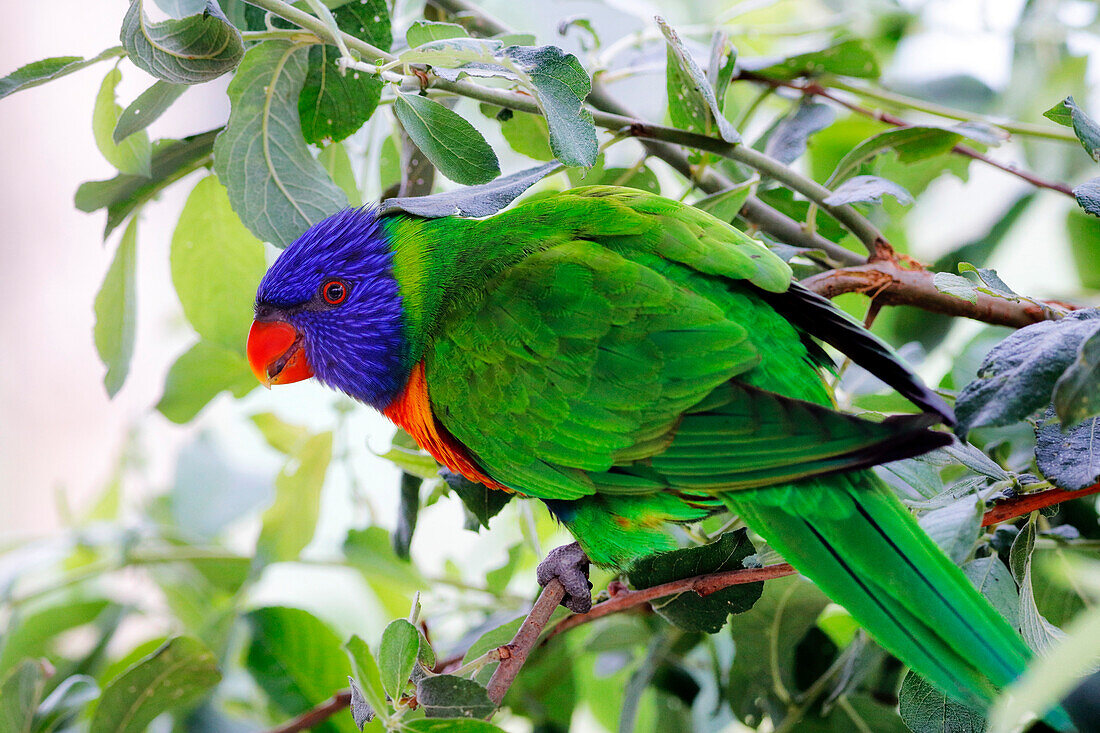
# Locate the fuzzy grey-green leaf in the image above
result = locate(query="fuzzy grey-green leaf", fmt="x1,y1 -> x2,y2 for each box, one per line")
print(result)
1053,328 -> 1100,426
379,619 -> 420,701
392,93 -> 499,185
213,41 -> 348,246
121,0 -> 243,84
417,674 -> 495,718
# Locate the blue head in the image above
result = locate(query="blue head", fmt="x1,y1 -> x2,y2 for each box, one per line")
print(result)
247,208 -> 409,409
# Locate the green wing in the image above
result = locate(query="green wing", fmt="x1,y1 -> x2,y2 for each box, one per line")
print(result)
425,188 -> 943,501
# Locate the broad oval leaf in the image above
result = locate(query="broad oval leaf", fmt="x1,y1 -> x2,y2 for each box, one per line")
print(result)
0,659 -> 48,733
255,432 -> 333,564
299,0 -> 391,145
93,67 -> 152,177
955,309 -> 1100,436
344,635 -> 389,720
379,619 -> 420,701
1036,408 -> 1100,492
416,674 -> 495,719
406,20 -> 469,48
89,636 -> 221,733
626,530 -> 763,633
246,607 -> 359,733
1053,328 -> 1100,426
828,125 -> 963,186
0,55 -> 88,99
744,39 -> 880,80
94,218 -> 138,397
170,176 -> 265,351
156,340 -> 256,423
392,93 -> 500,185
214,41 -> 348,246
120,0 -> 243,84
113,79 -> 186,143
899,671 -> 985,733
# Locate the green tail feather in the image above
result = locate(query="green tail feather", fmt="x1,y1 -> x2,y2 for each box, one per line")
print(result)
726,472 -> 1036,712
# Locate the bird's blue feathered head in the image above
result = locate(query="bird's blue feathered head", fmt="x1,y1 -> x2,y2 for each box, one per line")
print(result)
248,208 -> 409,409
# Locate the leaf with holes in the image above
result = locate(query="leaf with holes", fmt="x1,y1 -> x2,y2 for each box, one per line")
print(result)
658,18 -> 739,144
90,636 -> 220,733
299,0 -> 391,144
213,41 -> 348,246
626,530 -> 763,633
121,0 -> 243,84
392,93 -> 499,185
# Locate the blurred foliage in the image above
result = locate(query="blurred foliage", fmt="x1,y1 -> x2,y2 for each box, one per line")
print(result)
2,0 -> 1100,731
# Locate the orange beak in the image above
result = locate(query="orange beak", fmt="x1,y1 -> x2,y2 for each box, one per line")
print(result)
246,319 -> 314,387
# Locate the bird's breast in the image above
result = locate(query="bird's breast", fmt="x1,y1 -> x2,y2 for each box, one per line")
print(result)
383,361 -> 510,492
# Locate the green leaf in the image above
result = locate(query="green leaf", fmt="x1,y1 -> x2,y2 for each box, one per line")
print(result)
213,41 -> 348,247
90,636 -> 220,733
155,340 -> 256,423
246,608 -> 358,733
121,0 -> 243,84
726,575 -> 830,725
932,271 -> 979,304
405,721 -> 505,733
955,309 -> 1100,436
407,21 -> 469,48
0,54 -> 111,100
75,129 -> 217,238
93,218 -> 138,397
380,161 -> 561,219
1035,409 -> 1100,492
378,619 -> 419,701
393,473 -> 422,560
256,432 -> 333,563
626,530 -> 763,634
378,429 -> 439,479
1053,328 -> 1100,427
170,176 -> 265,351
0,659 -> 48,733
1009,518 -> 1065,654
828,126 -> 963,186
461,617 -> 523,667
93,67 -> 151,177
480,105 -> 554,161
823,175 -> 912,206
658,18 -> 740,144
765,101 -> 834,164
112,80 -> 186,144
693,180 -> 755,222
1067,206 -> 1100,288
445,472 -> 512,529
319,142 -> 362,207
962,556 -> 1020,630
1043,96 -> 1100,161
1073,177 -> 1100,217
918,495 -> 982,565
250,412 -> 309,454
416,674 -> 495,718
898,671 -> 985,733
33,674 -> 100,733
392,93 -> 500,185
344,635 -> 388,720
503,46 -> 597,167
749,39 -> 880,80
299,0 -> 391,145
0,598 -> 112,674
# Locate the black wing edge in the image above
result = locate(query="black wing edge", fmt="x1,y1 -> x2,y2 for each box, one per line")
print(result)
757,281 -> 957,427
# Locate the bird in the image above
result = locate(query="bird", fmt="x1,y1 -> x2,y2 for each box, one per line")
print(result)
245,186 -> 1055,723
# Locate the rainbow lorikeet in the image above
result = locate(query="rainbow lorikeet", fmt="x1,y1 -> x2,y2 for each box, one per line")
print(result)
246,187 -> 1041,716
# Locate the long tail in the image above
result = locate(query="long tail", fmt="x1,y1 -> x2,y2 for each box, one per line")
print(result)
726,471 -> 1071,728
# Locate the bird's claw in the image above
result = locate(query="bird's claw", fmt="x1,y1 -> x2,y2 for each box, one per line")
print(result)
536,542 -> 592,614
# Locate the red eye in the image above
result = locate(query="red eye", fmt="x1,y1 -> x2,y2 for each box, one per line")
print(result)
322,279 -> 348,305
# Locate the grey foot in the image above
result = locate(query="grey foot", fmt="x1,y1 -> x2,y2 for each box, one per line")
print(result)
536,542 -> 592,613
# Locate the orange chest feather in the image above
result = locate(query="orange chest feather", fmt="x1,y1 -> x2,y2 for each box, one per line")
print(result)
383,362 -> 509,492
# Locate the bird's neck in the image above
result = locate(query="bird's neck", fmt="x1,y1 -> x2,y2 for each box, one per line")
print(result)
381,213 -> 552,365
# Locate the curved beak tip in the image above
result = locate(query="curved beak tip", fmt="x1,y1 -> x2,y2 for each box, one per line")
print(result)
247,319 -> 314,387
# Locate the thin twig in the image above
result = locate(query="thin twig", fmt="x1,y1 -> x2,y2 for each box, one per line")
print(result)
485,578 -> 566,704
981,481 -> 1100,527
266,690 -> 352,733
801,259 -> 1075,328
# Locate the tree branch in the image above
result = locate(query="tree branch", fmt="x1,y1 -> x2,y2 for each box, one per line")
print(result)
801,259 -> 1074,328
266,691 -> 352,733
485,578 -> 566,704
981,481 -> 1100,527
